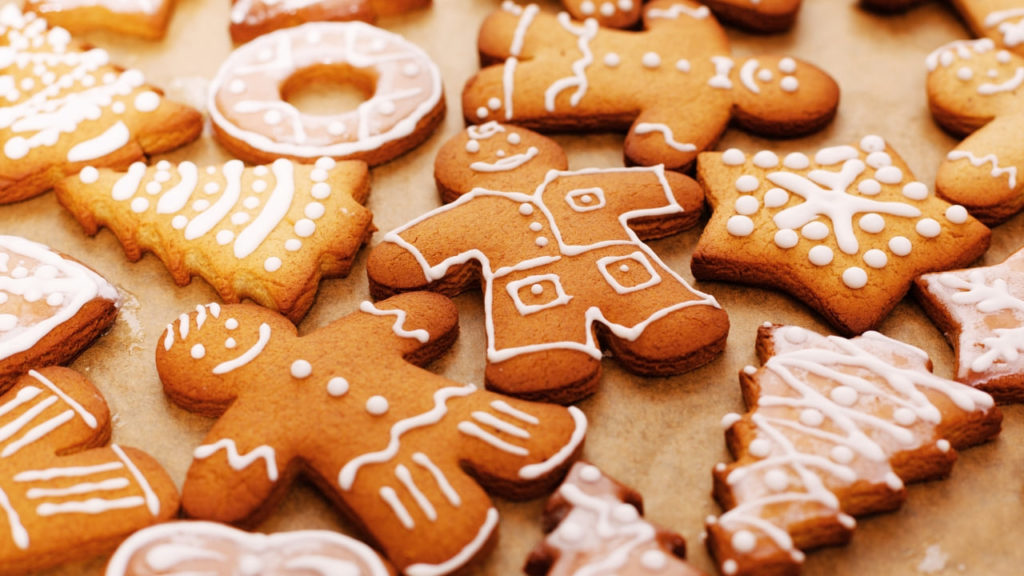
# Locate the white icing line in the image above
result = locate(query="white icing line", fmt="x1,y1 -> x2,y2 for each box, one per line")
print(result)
634,123 -> 696,152
379,486 -> 415,529
404,508 -> 498,576
412,452 -> 461,507
457,421 -> 528,455
194,438 -> 279,481
113,444 -> 161,516
29,369 -> 97,428
358,301 -> 430,343
978,66 -> 1024,94
947,150 -> 1017,189
519,406 -> 586,479
1,410 -> 74,457
212,322 -> 271,374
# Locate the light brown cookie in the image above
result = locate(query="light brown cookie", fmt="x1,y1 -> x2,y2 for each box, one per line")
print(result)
229,0 -> 431,43
559,0 -> 800,33
209,21 -> 445,167
369,122 -> 729,404
22,0 -> 174,39
462,0 -> 838,172
692,135 -> 991,335
0,366 -> 179,575
862,0 -> 1024,58
0,5 -> 202,203
525,461 -> 706,576
106,520 -> 396,576
156,292 -> 587,575
707,324 -> 1002,576
0,235 -> 119,394
914,245 -> 1024,403
54,157 -> 372,323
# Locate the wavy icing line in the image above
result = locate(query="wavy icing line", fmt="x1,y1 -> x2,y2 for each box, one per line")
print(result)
946,150 -> 1017,190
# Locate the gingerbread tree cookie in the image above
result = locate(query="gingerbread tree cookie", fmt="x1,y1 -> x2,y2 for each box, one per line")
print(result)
462,0 -> 839,172
927,39 -> 1024,224
0,366 -> 179,575
914,246 -> 1024,403
368,122 -> 729,404
707,324 -> 1002,576
525,461 -> 706,576
22,0 -> 175,39
55,157 -> 372,323
156,292 -> 587,575
0,5 -> 202,203
691,135 -> 991,335
559,0 -> 800,33
229,0 -> 431,43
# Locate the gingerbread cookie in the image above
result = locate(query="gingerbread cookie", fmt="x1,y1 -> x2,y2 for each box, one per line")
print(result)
914,246 -> 1024,403
368,122 -> 728,404
559,0 -> 800,33
22,0 -> 174,39
156,292 -> 587,575
707,324 -> 1002,576
0,366 -> 179,575
862,0 -> 1024,57
229,0 -> 431,43
209,21 -> 445,166
691,135 -> 991,335
0,235 -> 119,394
525,461 -> 705,576
462,0 -> 838,172
0,5 -> 202,204
927,39 -> 1024,224
106,520 -> 396,576
55,157 -> 372,323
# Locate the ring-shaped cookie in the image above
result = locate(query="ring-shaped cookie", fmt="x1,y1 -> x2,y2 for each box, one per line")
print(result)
209,21 -> 445,166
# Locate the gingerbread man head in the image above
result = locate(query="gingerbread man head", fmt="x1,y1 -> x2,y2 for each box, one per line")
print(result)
462,0 -> 839,172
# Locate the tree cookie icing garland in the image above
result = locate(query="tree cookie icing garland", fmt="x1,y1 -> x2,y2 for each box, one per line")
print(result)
691,135 -> 991,335
0,366 -> 179,575
462,0 -> 839,172
229,0 -> 432,43
706,324 -> 1001,576
368,122 -> 729,404
209,21 -> 445,166
914,245 -> 1024,403
156,292 -> 587,576
22,0 -> 175,39
106,520 -> 396,576
559,0 -> 801,33
927,39 -> 1024,224
54,157 -> 372,323
0,5 -> 202,203
525,461 -> 706,576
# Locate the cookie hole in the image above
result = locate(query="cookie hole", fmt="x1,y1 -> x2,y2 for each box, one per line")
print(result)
281,64 -> 378,116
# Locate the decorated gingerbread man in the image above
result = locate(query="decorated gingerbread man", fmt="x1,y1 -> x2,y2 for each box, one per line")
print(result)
559,0 -> 800,33
927,39 -> 1024,224
368,122 -> 729,404
0,367 -> 179,575
156,292 -> 587,575
707,324 -> 1001,576
462,0 -> 839,172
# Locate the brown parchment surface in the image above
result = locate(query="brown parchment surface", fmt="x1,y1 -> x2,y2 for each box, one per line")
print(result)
6,0 -> 1024,573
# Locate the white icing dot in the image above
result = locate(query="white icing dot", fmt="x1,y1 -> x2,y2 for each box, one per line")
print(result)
957,67 -> 974,81
226,318 -> 239,330
216,230 -> 234,245
134,91 -> 160,112
735,175 -> 760,193
778,57 -> 797,74
801,221 -> 829,240
866,151 -> 892,168
675,59 -> 690,72
315,158 -> 336,172
863,249 -> 888,269
558,522 -> 584,542
604,52 -> 621,67
476,107 -> 489,119
763,187 -> 789,207
808,245 -> 833,266
465,140 -> 481,153
205,182 -> 220,194
531,284 -> 543,295
757,68 -> 773,82
613,503 -> 639,522
600,2 -> 615,16
291,359 -> 312,379
581,0 -> 595,13
859,135 -> 886,153
264,257 -> 282,272
893,407 -> 916,426
310,168 -> 328,182
328,377 -> 349,396
579,465 -> 602,483
749,438 -> 772,458
79,166 -> 99,183
208,166 -> 220,175
536,236 -> 549,247
998,50 -> 1012,63
783,152 -> 810,170
902,181 -> 929,200
285,239 -> 302,251
734,195 -> 759,215
172,215 -> 188,229
529,222 -> 543,232
311,183 -> 331,199
916,218 -> 941,238
774,228 -> 799,249
617,0 -> 632,10
732,530 -> 757,553
722,149 -> 746,165
519,204 -> 534,215
800,408 -> 824,427
859,213 -> 885,234
830,385 -> 858,406
727,215 -> 754,237
641,550 -> 667,571
885,472 -> 904,490
830,445 -> 854,464
721,412 -> 742,429
130,197 -> 149,213
937,439 -> 951,453
765,469 -> 788,492
225,338 -> 237,349
231,212 -> 250,226
191,344 -> 205,359
229,79 -> 246,93
378,100 -> 396,115
263,110 -> 283,125
842,266 -> 868,289
875,166 -> 903,184
723,560 -> 738,575
753,151 -> 779,168
780,76 -> 799,92
305,202 -> 326,219
111,101 -> 126,114
642,52 -> 661,68
889,236 -> 912,256
945,205 -> 968,224
366,395 -> 389,415
193,199 -> 211,212
146,181 -> 162,195
295,220 -> 316,237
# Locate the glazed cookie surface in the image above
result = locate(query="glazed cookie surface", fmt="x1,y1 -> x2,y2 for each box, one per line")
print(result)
692,135 -> 991,335
55,157 -> 372,323
156,292 -> 587,575
369,122 -> 728,404
463,0 -> 838,171
0,366 -> 179,575
22,0 -> 174,39
707,324 -> 1001,576
229,0 -> 431,43
0,5 -> 202,203
209,21 -> 445,166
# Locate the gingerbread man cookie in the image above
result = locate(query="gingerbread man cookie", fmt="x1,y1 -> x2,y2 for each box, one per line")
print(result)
0,235 -> 119,393
691,135 -> 991,335
525,461 -> 705,576
0,5 -> 202,204
368,122 -> 729,404
707,324 -> 1001,576
914,246 -> 1024,403
22,0 -> 175,39
55,157 -> 372,323
462,0 -> 839,172
927,39 -> 1024,224
106,520 -> 396,576
156,292 -> 587,575
560,0 -> 800,33
863,0 -> 1024,57
0,366 -> 179,575
229,0 -> 431,43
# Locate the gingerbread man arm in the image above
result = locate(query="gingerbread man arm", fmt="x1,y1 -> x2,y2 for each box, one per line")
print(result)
338,292 -> 461,365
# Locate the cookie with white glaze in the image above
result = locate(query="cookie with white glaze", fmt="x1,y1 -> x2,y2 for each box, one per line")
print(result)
463,0 -> 838,172
229,0 -> 431,43
23,0 -> 174,39
707,324 -> 1001,576
692,135 -> 991,335
55,157 -> 372,323
156,292 -> 587,575
0,5 -> 202,203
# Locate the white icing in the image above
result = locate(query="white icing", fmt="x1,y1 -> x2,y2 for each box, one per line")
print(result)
212,322 -> 271,374
633,123 -> 696,153
946,150 -> 1017,190
194,438 -> 278,481
358,301 -> 430,342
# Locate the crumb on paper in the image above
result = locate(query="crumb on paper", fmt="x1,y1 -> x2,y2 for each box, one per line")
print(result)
169,76 -> 210,114
117,290 -> 146,354
918,544 -> 949,574
112,412 -> 123,429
